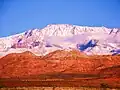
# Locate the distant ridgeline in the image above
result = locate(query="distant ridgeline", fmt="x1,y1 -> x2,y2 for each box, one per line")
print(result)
0,24 -> 120,56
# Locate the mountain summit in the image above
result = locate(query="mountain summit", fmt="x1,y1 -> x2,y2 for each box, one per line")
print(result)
0,24 -> 120,57
0,24 -> 120,88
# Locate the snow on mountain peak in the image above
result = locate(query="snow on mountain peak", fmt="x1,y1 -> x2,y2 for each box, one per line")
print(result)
0,24 -> 120,57
40,24 -> 111,37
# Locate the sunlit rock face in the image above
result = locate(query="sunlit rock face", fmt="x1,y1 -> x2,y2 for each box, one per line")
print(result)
0,24 -> 120,57
0,50 -> 120,80
0,24 -> 120,88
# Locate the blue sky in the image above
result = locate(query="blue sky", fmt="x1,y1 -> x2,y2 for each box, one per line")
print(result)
0,0 -> 120,37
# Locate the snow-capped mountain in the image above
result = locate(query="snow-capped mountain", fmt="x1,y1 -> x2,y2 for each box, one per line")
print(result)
0,24 -> 120,57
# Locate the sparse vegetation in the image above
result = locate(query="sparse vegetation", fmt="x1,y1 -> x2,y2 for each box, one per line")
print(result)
100,83 -> 109,88
0,87 -> 119,90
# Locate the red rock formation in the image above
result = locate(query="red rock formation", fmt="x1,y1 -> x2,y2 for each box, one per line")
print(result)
0,50 -> 120,77
0,50 -> 120,87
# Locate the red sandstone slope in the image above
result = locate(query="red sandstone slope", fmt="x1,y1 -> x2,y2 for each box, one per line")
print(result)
0,50 -> 120,88
0,50 -> 120,79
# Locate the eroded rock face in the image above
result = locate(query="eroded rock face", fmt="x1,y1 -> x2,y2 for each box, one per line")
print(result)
0,50 -> 120,79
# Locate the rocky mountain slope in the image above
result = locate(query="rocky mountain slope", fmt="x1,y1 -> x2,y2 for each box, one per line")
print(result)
0,50 -> 120,88
0,50 -> 120,78
0,24 -> 120,88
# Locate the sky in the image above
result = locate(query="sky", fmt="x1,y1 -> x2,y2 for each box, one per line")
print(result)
0,0 -> 120,37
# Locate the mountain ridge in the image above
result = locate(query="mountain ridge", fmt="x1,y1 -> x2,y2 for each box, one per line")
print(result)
0,24 -> 120,57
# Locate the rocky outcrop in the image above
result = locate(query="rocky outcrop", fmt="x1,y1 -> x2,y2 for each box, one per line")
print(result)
0,50 -> 120,88
0,50 -> 120,78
